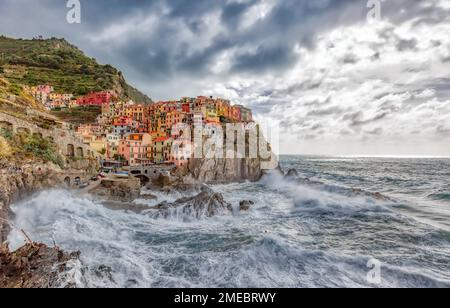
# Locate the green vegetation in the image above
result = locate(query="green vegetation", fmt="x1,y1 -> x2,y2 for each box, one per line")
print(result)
0,36 -> 152,102
7,83 -> 22,96
1,77 -> 45,114
113,154 -> 126,162
0,128 -> 64,167
50,106 -> 101,124
22,133 -> 65,167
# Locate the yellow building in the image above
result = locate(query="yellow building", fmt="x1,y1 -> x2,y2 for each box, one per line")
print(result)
216,99 -> 231,119
90,136 -> 107,154
206,105 -> 220,123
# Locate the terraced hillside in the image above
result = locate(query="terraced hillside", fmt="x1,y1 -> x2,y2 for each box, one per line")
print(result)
0,36 -> 152,103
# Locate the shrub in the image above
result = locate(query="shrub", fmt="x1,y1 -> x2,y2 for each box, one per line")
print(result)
0,128 -> 13,140
20,133 -> 65,168
8,83 -> 22,96
0,136 -> 12,158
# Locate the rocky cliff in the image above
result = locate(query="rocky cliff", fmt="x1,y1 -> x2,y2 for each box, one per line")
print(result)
0,156 -> 98,288
188,157 -> 263,184
0,158 -> 98,243
0,242 -> 80,288
0,36 -> 152,103
0,160 -> 62,243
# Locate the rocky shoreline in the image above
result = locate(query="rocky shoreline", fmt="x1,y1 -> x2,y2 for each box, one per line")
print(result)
0,242 -> 80,288
0,156 -> 268,288
0,158 -> 97,288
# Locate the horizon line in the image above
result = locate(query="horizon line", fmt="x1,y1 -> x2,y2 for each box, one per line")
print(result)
278,154 -> 450,159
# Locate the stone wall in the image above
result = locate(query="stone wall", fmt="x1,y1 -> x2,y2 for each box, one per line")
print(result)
0,112 -> 102,160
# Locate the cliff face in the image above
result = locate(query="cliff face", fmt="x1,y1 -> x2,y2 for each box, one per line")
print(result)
188,158 -> 262,184
0,243 -> 80,288
0,158 -> 98,243
0,160 -> 62,243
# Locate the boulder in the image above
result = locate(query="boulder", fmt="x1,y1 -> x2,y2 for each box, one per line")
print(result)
150,188 -> 233,218
285,168 -> 299,178
0,242 -> 80,288
239,200 -> 255,212
89,178 -> 141,202
140,193 -> 158,200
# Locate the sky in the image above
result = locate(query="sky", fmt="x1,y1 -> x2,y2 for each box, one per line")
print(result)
0,0 -> 449,156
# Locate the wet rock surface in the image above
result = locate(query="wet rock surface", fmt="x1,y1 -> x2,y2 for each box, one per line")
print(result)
89,178 -> 141,202
0,161 -> 61,243
239,200 -> 255,212
0,158 -> 97,288
285,168 -> 299,178
101,201 -> 150,214
149,187 -> 233,218
0,242 -> 80,288
188,158 -> 263,184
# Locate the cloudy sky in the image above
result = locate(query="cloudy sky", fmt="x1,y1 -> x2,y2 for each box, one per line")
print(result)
1,0 -> 449,156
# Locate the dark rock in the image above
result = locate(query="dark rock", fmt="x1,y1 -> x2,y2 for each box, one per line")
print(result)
0,242 -> 80,288
151,173 -> 177,188
239,200 -> 255,212
101,201 -> 150,214
89,178 -> 141,202
285,169 -> 299,178
150,189 -> 233,218
188,158 -> 263,184
140,193 -> 157,200
93,265 -> 115,283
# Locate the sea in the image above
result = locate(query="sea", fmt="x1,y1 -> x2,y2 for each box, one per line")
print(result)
7,156 -> 450,288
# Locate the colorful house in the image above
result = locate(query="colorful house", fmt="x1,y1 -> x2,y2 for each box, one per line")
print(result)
153,137 -> 172,164
119,133 -> 152,166
170,140 -> 193,168
106,133 -> 121,159
112,116 -> 132,136
230,105 -> 242,122
216,99 -> 231,120
31,85 -> 54,94
205,104 -> 220,123
236,105 -> 253,123
76,91 -> 114,106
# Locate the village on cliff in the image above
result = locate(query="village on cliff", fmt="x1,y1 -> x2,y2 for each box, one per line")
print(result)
28,85 -> 254,170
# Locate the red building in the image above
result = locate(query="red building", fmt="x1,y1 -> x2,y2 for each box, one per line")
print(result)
230,105 -> 242,122
77,91 -> 113,106
182,103 -> 191,113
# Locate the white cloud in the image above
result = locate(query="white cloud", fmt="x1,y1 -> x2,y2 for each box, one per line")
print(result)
205,19 -> 450,155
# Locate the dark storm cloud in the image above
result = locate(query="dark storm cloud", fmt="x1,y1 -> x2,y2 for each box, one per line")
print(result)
83,0 -> 368,78
0,0 -> 430,88
221,0 -> 258,27
231,44 -> 298,73
396,38 -> 418,52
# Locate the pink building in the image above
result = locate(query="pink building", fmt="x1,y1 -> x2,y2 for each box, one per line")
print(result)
34,85 -> 54,94
118,133 -> 152,166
